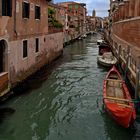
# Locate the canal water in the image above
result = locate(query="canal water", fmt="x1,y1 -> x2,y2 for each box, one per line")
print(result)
0,34 -> 135,140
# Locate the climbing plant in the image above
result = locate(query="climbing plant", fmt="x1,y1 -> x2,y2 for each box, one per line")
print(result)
48,8 -> 55,18
48,8 -> 63,28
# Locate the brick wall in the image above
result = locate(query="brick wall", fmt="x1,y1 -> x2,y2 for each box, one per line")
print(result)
112,0 -> 140,23
112,18 -> 140,47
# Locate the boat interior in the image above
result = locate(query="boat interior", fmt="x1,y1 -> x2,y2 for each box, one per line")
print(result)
108,73 -> 120,80
106,73 -> 128,105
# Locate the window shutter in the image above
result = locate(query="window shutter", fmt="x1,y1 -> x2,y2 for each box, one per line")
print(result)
22,2 -> 25,18
2,0 -> 6,16
39,7 -> 41,19
8,0 -> 12,17
9,0 -> 12,17
35,6 -> 37,19
27,3 -> 30,18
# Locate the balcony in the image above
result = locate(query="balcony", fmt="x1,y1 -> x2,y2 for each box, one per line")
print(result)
0,72 -> 9,96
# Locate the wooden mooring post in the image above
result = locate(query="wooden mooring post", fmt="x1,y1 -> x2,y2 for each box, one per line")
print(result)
118,45 -> 121,63
135,56 -> 140,100
124,46 -> 130,80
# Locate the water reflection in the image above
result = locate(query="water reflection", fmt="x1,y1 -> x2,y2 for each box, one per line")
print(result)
0,107 -> 15,123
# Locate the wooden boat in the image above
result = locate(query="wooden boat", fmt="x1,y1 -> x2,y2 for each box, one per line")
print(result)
97,52 -> 117,67
103,65 -> 136,128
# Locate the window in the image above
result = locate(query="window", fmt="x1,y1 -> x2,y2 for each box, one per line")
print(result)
35,38 -> 39,53
75,4 -> 78,9
35,6 -> 40,19
2,0 -> 12,16
23,40 -> 28,58
69,5 -> 72,9
22,2 -> 30,18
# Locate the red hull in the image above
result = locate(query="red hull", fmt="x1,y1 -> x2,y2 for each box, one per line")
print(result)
103,65 -> 136,128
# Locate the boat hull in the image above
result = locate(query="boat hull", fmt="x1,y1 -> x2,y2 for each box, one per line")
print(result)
104,102 -> 134,128
103,65 -> 136,128
97,55 -> 117,67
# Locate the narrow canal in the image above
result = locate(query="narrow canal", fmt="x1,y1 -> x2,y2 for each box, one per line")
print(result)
0,34 -> 134,140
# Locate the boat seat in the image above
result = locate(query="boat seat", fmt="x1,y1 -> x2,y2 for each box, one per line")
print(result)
114,81 -> 122,88
107,79 -> 122,82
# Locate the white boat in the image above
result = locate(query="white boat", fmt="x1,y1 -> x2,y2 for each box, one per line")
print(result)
97,52 -> 117,67
81,34 -> 87,38
78,37 -> 83,40
97,39 -> 104,45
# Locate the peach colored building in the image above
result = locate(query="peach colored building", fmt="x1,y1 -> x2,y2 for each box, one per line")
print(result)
59,2 -> 87,40
57,5 -> 67,28
0,0 -> 63,98
86,16 -> 96,32
67,2 -> 86,34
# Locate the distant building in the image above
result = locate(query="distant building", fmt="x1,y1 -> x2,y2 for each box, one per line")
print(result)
58,2 -> 87,40
86,16 -> 96,32
92,10 -> 96,18
95,17 -> 103,29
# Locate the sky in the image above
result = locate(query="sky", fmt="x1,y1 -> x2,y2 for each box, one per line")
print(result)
54,0 -> 110,17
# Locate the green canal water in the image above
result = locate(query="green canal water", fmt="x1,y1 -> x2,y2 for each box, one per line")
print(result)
0,34 -> 135,140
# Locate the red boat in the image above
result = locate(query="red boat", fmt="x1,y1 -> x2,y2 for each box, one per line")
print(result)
103,65 -> 136,128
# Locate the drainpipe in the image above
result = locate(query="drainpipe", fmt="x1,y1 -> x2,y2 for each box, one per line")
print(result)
14,0 -> 17,37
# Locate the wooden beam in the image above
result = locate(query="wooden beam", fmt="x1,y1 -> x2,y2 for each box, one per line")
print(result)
104,96 -> 132,102
106,79 -> 122,82
117,103 -> 132,108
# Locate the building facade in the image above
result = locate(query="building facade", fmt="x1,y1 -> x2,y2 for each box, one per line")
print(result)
106,0 -> 140,98
0,0 -> 63,98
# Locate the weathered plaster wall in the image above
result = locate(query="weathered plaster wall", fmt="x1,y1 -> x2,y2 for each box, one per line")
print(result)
0,0 -> 49,41
9,32 -> 63,86
15,0 -> 48,39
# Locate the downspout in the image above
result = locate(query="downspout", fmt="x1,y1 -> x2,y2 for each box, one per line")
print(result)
14,0 -> 17,37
